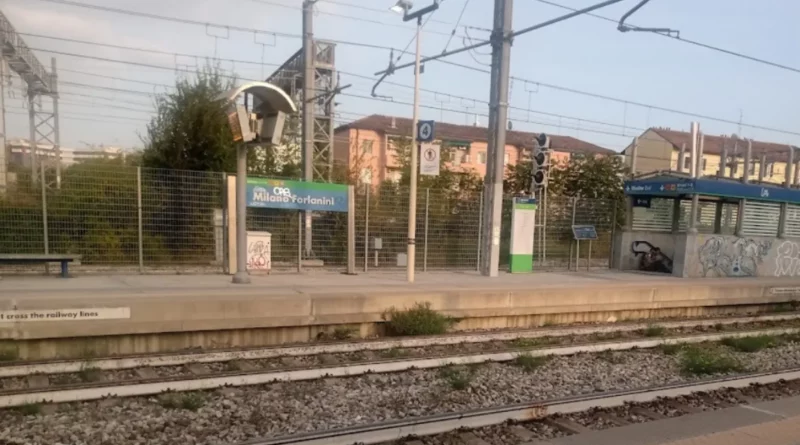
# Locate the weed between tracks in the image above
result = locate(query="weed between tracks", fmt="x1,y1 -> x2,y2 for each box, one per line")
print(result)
439,366 -> 476,390
513,354 -> 548,372
721,335 -> 779,353
158,392 -> 207,411
642,325 -> 666,337
383,302 -> 456,336
679,346 -> 743,376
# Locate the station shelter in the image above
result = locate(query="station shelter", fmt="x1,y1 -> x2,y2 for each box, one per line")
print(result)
613,171 -> 800,278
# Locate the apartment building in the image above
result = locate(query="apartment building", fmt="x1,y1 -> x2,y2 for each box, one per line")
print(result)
7,139 -> 125,167
334,115 -> 614,186
623,128 -> 798,185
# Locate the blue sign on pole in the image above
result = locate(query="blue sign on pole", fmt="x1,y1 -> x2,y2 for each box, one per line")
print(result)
247,178 -> 349,212
572,225 -> 598,241
417,120 -> 435,142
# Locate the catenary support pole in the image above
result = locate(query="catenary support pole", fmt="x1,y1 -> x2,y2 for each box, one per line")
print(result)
480,0 -> 513,278
407,16 -> 423,283
302,0 -> 316,259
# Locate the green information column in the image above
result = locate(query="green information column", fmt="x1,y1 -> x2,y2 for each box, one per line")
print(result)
509,197 -> 538,273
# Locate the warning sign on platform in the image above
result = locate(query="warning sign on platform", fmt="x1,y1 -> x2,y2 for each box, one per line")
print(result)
420,143 -> 440,176
0,308 -> 130,323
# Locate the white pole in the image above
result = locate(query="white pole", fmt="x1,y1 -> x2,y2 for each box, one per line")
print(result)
407,17 -> 422,283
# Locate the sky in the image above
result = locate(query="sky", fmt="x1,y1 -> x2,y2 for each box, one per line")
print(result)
2,0 -> 799,154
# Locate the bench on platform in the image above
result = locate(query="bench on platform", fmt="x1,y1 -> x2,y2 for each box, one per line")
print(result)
0,254 -> 82,278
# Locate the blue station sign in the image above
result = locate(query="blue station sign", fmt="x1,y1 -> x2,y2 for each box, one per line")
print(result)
624,175 -> 800,205
247,178 -> 349,212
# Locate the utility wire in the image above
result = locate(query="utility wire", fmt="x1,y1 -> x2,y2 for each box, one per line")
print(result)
26,38 -> 800,138
244,0 -> 469,39
61,68 -> 175,89
27,0 -> 405,52
531,0 -> 800,75
442,0 -> 472,53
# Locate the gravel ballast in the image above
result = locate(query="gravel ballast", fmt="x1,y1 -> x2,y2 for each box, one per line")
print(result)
1,340 -> 800,445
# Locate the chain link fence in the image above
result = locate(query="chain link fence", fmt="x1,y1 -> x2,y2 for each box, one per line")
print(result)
0,163 -> 225,273
0,162 -> 619,274
355,184 -> 483,271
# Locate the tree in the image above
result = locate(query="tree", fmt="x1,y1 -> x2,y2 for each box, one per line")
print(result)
505,154 -> 629,201
141,65 -> 237,172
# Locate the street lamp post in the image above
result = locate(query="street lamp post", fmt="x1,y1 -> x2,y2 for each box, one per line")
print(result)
391,0 -> 440,283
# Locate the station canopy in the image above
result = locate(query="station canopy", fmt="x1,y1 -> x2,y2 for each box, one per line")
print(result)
623,172 -> 800,205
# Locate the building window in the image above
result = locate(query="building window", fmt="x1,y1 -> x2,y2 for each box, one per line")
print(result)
766,162 -> 775,177
504,153 -> 510,165
683,157 -> 707,172
463,154 -> 471,164
360,140 -> 374,155
478,152 -> 487,164
360,168 -> 372,184
387,170 -> 401,183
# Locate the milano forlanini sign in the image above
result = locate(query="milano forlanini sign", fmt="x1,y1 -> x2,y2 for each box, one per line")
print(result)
247,178 -> 349,212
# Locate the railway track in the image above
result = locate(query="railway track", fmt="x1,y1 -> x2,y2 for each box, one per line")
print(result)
0,324 -> 797,408
3,313 -> 798,378
242,368 -> 800,445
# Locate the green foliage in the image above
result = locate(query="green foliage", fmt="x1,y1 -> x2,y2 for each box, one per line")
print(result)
159,392 -> 206,411
77,366 -> 103,383
14,403 -> 41,416
382,302 -> 456,336
0,345 -> 19,362
505,154 -> 627,223
643,325 -> 667,337
439,366 -> 475,390
142,65 -> 236,172
660,343 -> 685,355
721,335 -> 778,353
380,347 -> 409,359
679,346 -> 743,376
332,326 -> 358,340
510,337 -> 554,348
512,354 -> 548,372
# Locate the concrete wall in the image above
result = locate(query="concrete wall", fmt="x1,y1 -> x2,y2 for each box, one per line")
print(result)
686,233 -> 800,278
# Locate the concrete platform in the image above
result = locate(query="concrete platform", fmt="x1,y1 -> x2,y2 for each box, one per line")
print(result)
0,271 -> 799,359
534,395 -> 800,445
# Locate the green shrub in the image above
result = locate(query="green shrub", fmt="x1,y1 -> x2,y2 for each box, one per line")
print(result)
382,302 -> 455,336
159,392 -> 206,411
660,343 -> 684,356
14,403 -> 41,416
438,366 -> 474,391
77,366 -> 103,383
721,335 -> 778,353
512,354 -> 548,372
643,325 -> 666,337
680,346 -> 742,376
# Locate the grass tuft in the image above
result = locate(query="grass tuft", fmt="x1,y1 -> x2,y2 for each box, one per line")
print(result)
14,403 -> 41,416
642,325 -> 666,337
77,366 -> 103,383
679,346 -> 743,376
382,302 -> 456,336
660,342 -> 685,356
721,335 -> 778,353
158,392 -> 206,411
512,354 -> 548,372
438,366 -> 475,391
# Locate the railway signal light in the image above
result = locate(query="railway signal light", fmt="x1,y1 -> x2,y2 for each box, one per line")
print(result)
532,133 -> 551,189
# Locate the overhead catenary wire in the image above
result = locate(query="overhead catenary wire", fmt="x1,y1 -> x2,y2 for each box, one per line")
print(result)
531,0 -> 800,75
21,29 -> 798,139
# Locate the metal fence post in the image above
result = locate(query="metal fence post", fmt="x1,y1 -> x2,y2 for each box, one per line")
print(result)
347,185 -> 356,275
40,160 -> 49,275
364,184 -> 369,273
137,167 -> 144,273
297,212 -> 302,273
568,196 -> 577,271
609,200 -> 617,269
423,188 -> 430,272
476,189 -> 483,272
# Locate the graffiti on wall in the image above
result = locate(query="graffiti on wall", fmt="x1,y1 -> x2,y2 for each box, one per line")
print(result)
775,241 -> 800,277
698,237 -> 772,277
